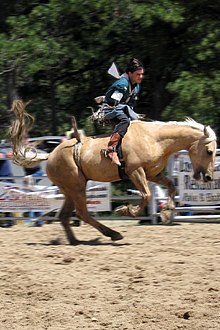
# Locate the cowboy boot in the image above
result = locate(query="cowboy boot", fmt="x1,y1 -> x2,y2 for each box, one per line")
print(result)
107,132 -> 121,166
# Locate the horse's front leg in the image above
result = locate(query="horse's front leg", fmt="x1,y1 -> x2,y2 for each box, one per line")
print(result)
150,173 -> 176,224
115,167 -> 150,217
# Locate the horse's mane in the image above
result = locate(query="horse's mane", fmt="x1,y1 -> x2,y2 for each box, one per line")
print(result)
132,117 -> 216,142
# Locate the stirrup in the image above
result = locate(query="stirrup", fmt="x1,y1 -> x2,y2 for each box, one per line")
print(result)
101,148 -> 110,158
102,146 -> 117,158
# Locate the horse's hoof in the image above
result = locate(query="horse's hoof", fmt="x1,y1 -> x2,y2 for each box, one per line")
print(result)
160,209 -> 173,225
111,232 -> 124,241
68,238 -> 80,245
115,205 -> 128,216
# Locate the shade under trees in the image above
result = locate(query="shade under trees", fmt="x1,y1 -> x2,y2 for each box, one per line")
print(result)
0,0 -> 220,139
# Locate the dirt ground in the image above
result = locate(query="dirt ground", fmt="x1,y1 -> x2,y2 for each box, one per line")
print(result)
0,220 -> 219,330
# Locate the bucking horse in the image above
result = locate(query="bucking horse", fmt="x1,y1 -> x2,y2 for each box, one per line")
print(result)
9,100 -> 217,244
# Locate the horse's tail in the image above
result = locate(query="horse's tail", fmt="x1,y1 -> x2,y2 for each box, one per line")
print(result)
9,99 -> 49,168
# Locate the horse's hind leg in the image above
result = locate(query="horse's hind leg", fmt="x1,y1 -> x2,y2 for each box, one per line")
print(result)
74,194 -> 123,241
59,197 -> 78,245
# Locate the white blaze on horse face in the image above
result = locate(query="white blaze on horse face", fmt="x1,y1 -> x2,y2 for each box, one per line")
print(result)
206,140 -> 217,178
189,140 -> 217,182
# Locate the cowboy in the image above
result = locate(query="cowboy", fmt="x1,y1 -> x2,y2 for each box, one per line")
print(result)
103,58 -> 144,166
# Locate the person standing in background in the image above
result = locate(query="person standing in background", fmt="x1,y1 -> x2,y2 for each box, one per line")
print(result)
0,148 -> 14,227
0,148 -> 14,181
22,135 -> 44,226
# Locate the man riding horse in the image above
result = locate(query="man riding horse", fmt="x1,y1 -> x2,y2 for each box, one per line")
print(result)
100,58 -> 145,166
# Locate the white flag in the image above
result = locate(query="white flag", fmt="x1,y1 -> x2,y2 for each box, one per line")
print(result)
107,62 -> 120,79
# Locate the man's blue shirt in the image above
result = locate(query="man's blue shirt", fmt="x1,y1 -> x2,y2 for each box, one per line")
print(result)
105,74 -> 140,108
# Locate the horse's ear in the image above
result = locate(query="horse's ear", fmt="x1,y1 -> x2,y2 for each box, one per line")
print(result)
204,125 -> 210,138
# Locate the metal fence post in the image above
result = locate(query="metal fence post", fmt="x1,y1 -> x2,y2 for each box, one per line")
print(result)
149,184 -> 158,224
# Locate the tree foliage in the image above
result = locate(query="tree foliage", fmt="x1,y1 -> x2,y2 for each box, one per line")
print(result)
0,0 -> 220,139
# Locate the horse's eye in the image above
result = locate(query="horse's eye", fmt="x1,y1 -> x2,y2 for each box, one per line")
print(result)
207,150 -> 213,156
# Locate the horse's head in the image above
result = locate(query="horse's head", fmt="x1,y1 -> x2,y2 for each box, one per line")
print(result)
188,125 -> 217,182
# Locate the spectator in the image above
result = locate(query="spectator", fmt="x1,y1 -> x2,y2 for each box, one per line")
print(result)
0,149 -> 14,182
22,164 -> 44,226
22,135 -> 44,226
23,164 -> 43,184
0,149 -> 14,227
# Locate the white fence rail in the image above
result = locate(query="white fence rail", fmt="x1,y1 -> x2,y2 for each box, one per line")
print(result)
1,150 -> 220,224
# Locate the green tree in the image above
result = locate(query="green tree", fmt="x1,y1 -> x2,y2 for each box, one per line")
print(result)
162,1 -> 220,134
0,0 -> 220,138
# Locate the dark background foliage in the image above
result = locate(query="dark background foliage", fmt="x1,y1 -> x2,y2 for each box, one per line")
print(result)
0,0 -> 220,139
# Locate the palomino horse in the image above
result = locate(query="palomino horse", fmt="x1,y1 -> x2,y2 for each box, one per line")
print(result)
9,100 -> 217,245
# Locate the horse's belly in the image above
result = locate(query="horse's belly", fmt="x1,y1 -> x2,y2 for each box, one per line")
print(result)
81,162 -> 121,182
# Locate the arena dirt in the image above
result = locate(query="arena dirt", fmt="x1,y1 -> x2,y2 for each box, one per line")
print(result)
0,221 -> 219,330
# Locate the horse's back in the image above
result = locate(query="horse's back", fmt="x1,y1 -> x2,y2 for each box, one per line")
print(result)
46,136 -> 120,183
46,121 -> 159,183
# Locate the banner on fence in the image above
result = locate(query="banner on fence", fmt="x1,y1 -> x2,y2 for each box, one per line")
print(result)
0,181 -> 111,213
178,155 -> 220,205
86,181 -> 111,212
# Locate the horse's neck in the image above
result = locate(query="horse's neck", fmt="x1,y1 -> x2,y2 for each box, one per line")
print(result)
155,125 -> 201,154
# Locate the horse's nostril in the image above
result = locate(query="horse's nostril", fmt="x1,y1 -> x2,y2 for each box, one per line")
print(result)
205,175 -> 212,182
